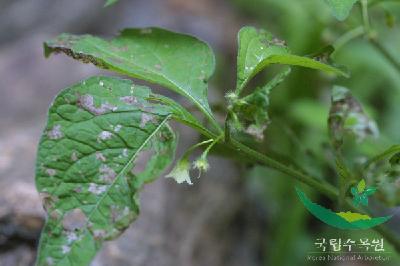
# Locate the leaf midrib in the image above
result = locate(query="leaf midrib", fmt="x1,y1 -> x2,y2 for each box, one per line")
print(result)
54,114 -> 171,266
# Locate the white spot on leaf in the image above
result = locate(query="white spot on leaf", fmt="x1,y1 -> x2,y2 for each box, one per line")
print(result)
99,165 -> 116,182
120,96 -> 137,105
140,113 -> 155,128
78,94 -> 117,115
114,124 -> 122,132
98,131 -> 113,142
47,125 -> 63,140
71,151 -> 78,161
95,152 -> 107,162
62,245 -> 71,254
88,183 -> 107,195
45,168 -> 57,177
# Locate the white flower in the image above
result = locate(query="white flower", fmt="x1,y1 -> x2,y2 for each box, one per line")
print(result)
166,157 -> 192,185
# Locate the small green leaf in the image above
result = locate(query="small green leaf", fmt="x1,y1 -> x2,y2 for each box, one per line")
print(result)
236,26 -> 348,93
364,187 -> 377,196
351,186 -> 358,196
360,194 -> 369,206
35,76 -> 177,265
357,179 -> 366,193
104,0 -> 118,7
324,0 -> 359,21
44,28 -> 219,130
328,86 -> 379,149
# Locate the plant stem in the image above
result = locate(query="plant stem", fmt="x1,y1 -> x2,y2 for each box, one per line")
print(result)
191,121 -> 400,252
229,139 -> 339,198
333,26 -> 364,51
365,144 -> 400,168
361,0 -> 371,33
359,0 -> 400,74
335,152 -> 351,210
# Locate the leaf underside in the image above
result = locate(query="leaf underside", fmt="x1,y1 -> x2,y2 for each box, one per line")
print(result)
43,28 -> 216,127
35,76 -> 177,266
236,26 -> 348,92
324,0 -> 359,21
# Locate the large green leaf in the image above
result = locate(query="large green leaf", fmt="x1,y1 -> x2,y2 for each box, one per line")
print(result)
236,26 -> 348,93
35,76 -> 177,266
324,0 -> 359,21
44,28 -> 218,130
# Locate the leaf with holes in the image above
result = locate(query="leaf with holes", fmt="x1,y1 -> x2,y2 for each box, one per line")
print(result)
236,26 -> 348,93
43,28 -> 219,130
324,0 -> 359,21
35,76 -> 177,266
232,67 -> 291,140
328,86 -> 379,149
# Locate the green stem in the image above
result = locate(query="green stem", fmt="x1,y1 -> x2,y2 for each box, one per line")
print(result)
230,139 -> 339,199
333,26 -> 364,51
336,153 -> 350,210
365,144 -> 400,168
224,109 -> 233,143
188,120 -> 400,252
361,0 -> 371,33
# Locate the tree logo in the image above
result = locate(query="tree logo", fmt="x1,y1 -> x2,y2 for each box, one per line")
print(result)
296,179 -> 392,230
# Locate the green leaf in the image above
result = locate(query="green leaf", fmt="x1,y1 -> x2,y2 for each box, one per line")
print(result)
324,0 -> 359,21
357,179 -> 366,193
351,186 -> 358,196
364,187 -> 377,196
43,28 -> 219,130
35,76 -> 177,266
104,0 -> 118,7
360,194 -> 369,206
236,26 -> 348,93
232,67 -> 291,140
328,86 -> 379,149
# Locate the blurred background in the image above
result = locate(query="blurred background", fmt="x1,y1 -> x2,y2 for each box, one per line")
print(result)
1,0 -> 400,265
